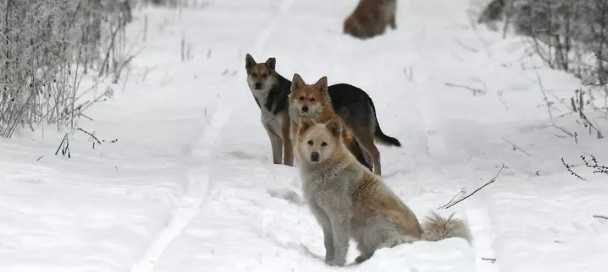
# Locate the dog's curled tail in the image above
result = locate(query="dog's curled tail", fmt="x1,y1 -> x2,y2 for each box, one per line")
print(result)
367,98 -> 401,147
420,212 -> 473,245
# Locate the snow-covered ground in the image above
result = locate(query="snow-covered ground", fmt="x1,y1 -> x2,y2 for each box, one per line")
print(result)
2,0 -> 608,271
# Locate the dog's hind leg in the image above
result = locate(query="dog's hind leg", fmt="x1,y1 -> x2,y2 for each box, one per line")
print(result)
354,140 -> 373,172
281,111 -> 294,166
353,127 -> 382,175
361,147 -> 373,171
358,217 -> 417,262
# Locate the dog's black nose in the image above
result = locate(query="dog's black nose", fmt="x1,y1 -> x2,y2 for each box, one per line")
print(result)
255,82 -> 262,89
310,152 -> 320,162
302,105 -> 309,112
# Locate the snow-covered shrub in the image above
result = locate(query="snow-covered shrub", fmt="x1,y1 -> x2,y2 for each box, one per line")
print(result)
479,0 -> 608,131
479,0 -> 608,86
0,0 -> 132,138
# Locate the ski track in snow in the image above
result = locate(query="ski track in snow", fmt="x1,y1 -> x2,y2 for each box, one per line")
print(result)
130,102 -> 233,272
131,0 -> 293,270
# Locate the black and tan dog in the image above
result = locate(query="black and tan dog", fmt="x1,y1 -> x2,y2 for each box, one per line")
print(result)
245,54 -> 293,166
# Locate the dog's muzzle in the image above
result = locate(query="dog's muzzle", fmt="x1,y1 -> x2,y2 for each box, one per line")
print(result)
301,105 -> 309,113
310,152 -> 320,163
255,82 -> 262,90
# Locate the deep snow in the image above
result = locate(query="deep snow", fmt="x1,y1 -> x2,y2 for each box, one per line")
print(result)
1,0 -> 608,272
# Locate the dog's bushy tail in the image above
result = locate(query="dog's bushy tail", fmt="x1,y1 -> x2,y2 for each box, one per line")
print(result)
367,98 -> 401,147
420,212 -> 473,245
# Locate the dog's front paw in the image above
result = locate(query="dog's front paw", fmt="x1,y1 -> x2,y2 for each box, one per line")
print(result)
325,258 -> 346,267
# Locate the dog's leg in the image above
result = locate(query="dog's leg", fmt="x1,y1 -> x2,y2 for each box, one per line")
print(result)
354,228 -> 374,263
357,216 -> 411,262
389,14 -> 396,29
264,124 -> 283,164
377,234 -> 417,249
281,112 -> 294,166
310,203 -> 335,262
289,118 -> 300,164
385,0 -> 397,29
328,214 -> 350,266
361,143 -> 374,170
323,222 -> 336,263
354,128 -> 382,175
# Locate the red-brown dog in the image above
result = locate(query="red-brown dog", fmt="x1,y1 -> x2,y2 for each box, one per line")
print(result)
343,0 -> 397,39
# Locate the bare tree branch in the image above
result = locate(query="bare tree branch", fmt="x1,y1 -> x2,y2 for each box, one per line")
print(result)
439,164 -> 507,210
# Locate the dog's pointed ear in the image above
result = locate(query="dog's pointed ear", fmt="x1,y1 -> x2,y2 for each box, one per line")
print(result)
265,57 -> 276,70
245,54 -> 256,72
314,76 -> 328,93
325,117 -> 342,138
299,115 -> 315,135
291,73 -> 305,92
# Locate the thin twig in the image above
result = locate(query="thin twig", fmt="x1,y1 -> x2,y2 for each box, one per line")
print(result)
445,82 -> 487,96
54,133 -> 68,155
593,215 -> 608,220
439,164 -> 507,210
561,157 -> 586,180
482,257 -> 496,263
54,133 -> 71,158
594,52 -> 608,63
77,127 -> 102,149
533,66 -> 554,121
452,37 -> 479,53
501,137 -> 531,156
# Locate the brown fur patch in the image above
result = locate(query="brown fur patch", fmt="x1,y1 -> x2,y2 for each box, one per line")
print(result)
343,0 -> 397,39
352,172 -> 423,238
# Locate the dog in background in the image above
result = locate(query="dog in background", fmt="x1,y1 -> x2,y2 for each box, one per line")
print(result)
245,54 -> 293,166
295,116 -> 472,267
343,0 -> 397,39
289,74 -> 401,176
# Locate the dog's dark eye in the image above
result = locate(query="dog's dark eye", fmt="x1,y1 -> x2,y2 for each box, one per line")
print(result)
307,140 -> 313,146
310,97 -> 316,102
252,73 -> 258,77
321,142 -> 327,147
299,96 -> 304,101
